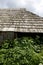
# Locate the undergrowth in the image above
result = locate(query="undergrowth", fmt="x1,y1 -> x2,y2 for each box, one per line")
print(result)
0,36 -> 43,65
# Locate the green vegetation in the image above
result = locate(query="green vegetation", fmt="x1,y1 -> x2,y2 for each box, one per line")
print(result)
0,36 -> 43,65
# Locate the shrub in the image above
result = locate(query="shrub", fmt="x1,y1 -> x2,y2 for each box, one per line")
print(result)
0,37 -> 43,65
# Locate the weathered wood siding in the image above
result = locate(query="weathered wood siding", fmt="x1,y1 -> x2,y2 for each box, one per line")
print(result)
0,32 -> 14,42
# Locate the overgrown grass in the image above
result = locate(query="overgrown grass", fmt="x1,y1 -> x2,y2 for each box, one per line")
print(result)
0,36 -> 43,65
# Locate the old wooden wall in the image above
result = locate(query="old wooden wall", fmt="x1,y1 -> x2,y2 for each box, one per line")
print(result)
0,32 -> 14,42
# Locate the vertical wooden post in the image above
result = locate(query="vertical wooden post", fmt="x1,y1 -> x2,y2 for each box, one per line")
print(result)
14,32 -> 18,39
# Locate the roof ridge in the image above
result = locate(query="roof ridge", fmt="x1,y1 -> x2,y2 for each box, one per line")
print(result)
0,8 -> 26,11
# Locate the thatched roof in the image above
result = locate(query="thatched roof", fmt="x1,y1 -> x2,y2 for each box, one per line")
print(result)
0,8 -> 43,33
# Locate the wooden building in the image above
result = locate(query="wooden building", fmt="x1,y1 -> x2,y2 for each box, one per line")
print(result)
0,8 -> 43,41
